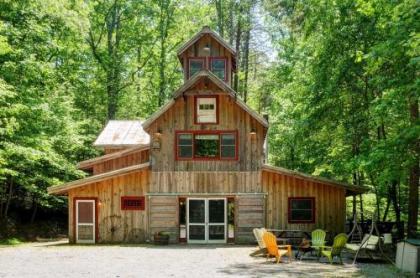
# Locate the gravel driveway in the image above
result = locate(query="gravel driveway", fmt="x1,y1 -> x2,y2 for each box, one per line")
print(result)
0,240 -> 405,278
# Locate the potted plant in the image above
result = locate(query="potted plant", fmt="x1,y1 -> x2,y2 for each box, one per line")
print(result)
154,231 -> 170,245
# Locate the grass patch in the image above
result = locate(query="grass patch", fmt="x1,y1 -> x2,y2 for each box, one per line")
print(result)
0,237 -> 23,246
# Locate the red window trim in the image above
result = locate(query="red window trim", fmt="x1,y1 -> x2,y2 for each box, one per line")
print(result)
288,197 -> 315,224
188,57 -> 206,78
194,95 -> 219,125
121,196 -> 145,211
73,197 -> 99,243
209,57 -> 228,82
175,130 -> 238,161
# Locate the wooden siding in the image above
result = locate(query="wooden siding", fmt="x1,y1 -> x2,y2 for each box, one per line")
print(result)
68,170 -> 150,243
93,149 -> 149,175
148,196 -> 178,243
262,170 -> 346,234
235,195 -> 265,243
147,93 -> 266,172
180,34 -> 233,85
150,171 -> 261,193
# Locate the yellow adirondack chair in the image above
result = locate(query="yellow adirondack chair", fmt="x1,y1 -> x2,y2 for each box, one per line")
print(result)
263,232 -> 292,263
311,229 -> 326,256
320,233 -> 348,264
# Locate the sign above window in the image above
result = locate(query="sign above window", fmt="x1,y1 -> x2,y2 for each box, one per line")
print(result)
195,96 -> 218,124
121,196 -> 145,211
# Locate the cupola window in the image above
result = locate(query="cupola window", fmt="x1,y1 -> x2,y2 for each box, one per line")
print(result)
189,58 -> 205,78
210,58 -> 226,81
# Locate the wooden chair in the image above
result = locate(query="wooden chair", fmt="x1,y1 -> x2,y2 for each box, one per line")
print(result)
262,232 -> 292,263
311,229 -> 326,257
250,228 -> 267,256
319,233 -> 348,264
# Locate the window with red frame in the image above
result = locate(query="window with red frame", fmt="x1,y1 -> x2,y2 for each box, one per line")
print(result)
210,58 -> 226,80
176,131 -> 237,160
189,58 -> 205,78
288,197 -> 315,223
121,196 -> 145,210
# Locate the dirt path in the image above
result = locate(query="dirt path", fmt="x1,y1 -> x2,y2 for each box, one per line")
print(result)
0,240 -> 405,278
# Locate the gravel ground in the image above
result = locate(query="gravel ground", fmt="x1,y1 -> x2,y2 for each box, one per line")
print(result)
0,240 -> 409,278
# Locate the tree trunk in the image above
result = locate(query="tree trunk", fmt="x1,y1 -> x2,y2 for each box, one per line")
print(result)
3,177 -> 13,220
242,26 -> 250,103
233,5 -> 242,92
382,196 -> 391,222
390,180 -> 404,238
30,198 -> 38,225
359,194 -> 364,223
408,97 -> 419,238
215,0 -> 224,37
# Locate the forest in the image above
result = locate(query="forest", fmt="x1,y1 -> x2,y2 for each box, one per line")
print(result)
0,0 -> 418,240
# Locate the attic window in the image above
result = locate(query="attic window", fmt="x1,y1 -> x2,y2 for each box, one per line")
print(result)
195,96 -> 218,124
189,58 -> 205,78
210,58 -> 226,81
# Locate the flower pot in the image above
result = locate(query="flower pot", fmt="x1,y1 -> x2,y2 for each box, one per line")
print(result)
154,233 -> 170,245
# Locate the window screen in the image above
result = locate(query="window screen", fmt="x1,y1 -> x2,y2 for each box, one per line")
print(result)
194,134 -> 219,158
210,59 -> 226,80
288,198 -> 315,223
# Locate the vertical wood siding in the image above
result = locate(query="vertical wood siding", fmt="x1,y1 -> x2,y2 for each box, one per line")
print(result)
92,149 -> 149,175
68,170 -> 150,243
147,93 -> 266,172
262,170 -> 346,234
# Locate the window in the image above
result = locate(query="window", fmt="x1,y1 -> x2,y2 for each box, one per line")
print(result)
121,196 -> 145,210
221,134 -> 236,159
177,134 -> 193,158
189,58 -> 205,78
194,134 -> 219,158
195,96 -> 217,124
288,197 -> 315,223
210,58 -> 226,80
176,131 -> 237,160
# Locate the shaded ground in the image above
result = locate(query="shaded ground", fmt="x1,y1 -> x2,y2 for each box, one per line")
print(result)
0,240 -> 409,277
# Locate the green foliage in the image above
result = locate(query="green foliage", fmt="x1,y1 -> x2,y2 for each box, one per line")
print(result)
263,0 -> 419,223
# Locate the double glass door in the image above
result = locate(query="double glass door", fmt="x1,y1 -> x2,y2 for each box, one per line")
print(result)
187,198 -> 226,243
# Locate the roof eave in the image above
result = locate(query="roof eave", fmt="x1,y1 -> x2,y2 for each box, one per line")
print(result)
262,164 -> 369,195
48,162 -> 150,195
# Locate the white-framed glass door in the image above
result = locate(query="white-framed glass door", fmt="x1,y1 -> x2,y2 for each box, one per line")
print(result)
76,199 -> 95,244
187,198 -> 226,244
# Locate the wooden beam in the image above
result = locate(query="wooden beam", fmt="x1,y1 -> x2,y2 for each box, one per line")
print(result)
48,162 -> 150,195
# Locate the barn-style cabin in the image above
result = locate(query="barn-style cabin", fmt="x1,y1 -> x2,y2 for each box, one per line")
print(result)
48,26 -> 366,244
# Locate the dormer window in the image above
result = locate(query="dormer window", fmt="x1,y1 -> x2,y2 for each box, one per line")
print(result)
210,58 -> 227,81
189,58 -> 205,78
195,96 -> 218,124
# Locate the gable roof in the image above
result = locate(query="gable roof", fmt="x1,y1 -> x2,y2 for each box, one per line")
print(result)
78,145 -> 150,170
48,162 -> 150,195
93,120 -> 150,148
142,70 -> 269,129
177,26 -> 236,60
262,164 -> 369,196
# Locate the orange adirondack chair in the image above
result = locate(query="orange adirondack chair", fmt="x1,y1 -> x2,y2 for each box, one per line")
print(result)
262,232 -> 292,263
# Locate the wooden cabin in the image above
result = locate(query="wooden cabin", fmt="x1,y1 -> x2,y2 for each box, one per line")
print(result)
48,26 -> 366,244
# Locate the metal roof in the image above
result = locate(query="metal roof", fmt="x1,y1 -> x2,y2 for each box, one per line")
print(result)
93,120 -> 150,148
